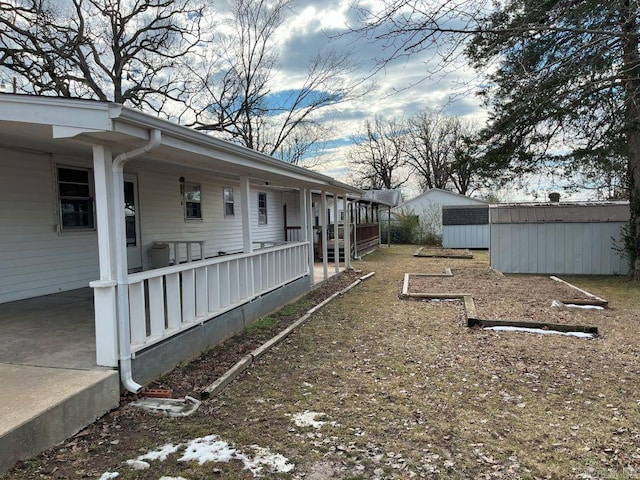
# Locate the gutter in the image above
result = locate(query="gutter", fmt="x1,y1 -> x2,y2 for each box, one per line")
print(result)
112,129 -> 162,393
112,105 -> 362,195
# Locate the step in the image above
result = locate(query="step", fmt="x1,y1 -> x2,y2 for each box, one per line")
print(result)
0,364 -> 120,473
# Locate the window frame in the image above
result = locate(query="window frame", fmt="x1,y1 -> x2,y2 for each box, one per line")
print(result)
223,187 -> 235,218
56,165 -> 95,231
258,191 -> 268,225
182,181 -> 202,221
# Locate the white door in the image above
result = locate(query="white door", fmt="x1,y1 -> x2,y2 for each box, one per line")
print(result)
124,174 -> 142,271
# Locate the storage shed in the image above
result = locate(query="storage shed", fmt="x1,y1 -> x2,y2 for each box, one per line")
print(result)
442,204 -> 489,248
490,202 -> 630,275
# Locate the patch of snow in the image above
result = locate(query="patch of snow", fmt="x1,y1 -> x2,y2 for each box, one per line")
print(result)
565,304 -> 604,310
138,443 -> 181,462
551,300 -> 604,310
98,473 -> 119,480
292,411 -> 327,428
242,445 -> 295,476
179,435 -> 236,465
177,435 -> 294,477
485,326 -> 594,339
115,434 -> 293,478
125,459 -> 149,470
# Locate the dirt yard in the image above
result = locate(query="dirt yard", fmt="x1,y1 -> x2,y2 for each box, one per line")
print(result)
3,245 -> 640,480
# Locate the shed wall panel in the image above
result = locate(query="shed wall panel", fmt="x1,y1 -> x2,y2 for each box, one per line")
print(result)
490,222 -> 627,275
442,225 -> 489,248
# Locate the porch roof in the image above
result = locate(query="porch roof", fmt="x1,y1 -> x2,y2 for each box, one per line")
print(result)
0,94 -> 361,194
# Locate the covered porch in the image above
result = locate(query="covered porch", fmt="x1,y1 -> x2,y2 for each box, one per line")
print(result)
0,94 -> 361,472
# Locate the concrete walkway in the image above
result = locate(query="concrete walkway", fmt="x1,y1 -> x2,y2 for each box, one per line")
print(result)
0,289 -> 120,473
0,364 -> 119,472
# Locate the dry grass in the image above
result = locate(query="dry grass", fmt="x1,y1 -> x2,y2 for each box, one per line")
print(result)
4,245 -> 640,480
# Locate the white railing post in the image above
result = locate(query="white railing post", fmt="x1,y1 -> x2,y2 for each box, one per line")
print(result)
333,191 -> 340,273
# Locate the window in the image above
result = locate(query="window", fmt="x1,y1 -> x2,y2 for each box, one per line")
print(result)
223,187 -> 235,217
183,181 -> 202,220
258,192 -> 268,225
57,166 -> 94,230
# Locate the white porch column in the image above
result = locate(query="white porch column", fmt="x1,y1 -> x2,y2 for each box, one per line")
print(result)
299,188 -> 308,242
306,189 -> 315,286
333,192 -> 339,274
90,145 -> 119,367
240,176 -> 252,253
344,194 -> 352,269
321,191 -> 328,280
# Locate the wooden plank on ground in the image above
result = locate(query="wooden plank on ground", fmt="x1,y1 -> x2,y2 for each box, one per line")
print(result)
467,318 -> 598,334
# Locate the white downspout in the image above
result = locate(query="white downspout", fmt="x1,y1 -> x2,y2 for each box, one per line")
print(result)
112,129 -> 162,393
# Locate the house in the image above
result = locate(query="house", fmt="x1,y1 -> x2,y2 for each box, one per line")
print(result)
489,201 -> 630,275
0,94 -> 361,471
393,188 -> 488,239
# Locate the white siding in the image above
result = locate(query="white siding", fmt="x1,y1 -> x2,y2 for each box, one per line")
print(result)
443,225 -> 489,249
1,154 -> 290,303
251,189 -> 284,243
136,171 -> 245,266
134,171 -> 286,268
0,149 -> 99,303
490,222 -> 628,275
282,191 -> 301,226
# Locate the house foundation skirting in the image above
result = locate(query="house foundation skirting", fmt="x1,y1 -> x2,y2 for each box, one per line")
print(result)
130,276 -> 309,386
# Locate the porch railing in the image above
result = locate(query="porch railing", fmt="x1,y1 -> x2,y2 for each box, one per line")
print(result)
125,241 -> 309,354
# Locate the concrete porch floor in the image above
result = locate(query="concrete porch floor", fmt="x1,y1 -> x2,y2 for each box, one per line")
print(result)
0,289 -> 120,473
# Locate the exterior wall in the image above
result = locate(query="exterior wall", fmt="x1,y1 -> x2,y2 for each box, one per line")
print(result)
134,170 -> 246,267
490,222 -> 628,275
443,225 -> 489,249
0,148 -> 98,303
1,151 -> 289,303
251,189 -> 284,244
282,191 -> 301,227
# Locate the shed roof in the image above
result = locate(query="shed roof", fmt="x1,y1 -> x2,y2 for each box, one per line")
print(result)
490,201 -> 630,224
361,189 -> 403,207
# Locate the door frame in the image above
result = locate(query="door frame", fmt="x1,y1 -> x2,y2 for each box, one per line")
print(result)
124,173 -> 142,272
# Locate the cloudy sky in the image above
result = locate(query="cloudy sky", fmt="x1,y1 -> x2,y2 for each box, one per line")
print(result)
267,0 -> 489,197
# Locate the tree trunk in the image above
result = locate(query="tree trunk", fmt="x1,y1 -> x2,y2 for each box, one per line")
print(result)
621,0 -> 640,277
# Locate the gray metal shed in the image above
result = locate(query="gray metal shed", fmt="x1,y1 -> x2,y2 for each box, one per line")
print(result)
442,204 -> 490,249
490,202 -> 630,275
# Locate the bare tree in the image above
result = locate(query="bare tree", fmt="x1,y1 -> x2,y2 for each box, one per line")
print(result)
184,0 -> 365,164
348,115 -> 411,190
352,0 -> 640,275
0,0 -> 205,112
403,110 -> 489,195
404,110 -> 457,191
